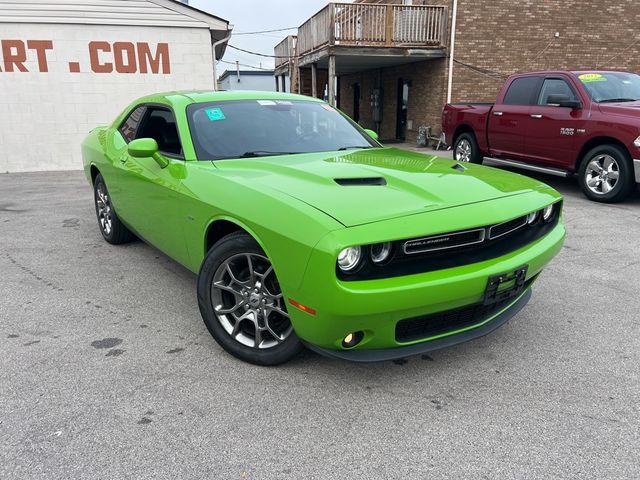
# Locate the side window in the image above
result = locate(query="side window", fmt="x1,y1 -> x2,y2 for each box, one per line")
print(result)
537,78 -> 578,105
503,77 -> 542,105
136,107 -> 183,158
119,106 -> 146,142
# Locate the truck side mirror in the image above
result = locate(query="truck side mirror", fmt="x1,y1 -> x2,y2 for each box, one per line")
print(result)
547,94 -> 582,109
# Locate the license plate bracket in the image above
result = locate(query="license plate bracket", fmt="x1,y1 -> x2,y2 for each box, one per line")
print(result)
484,265 -> 528,305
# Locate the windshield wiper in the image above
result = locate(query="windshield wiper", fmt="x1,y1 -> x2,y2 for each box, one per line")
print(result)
338,146 -> 374,151
238,151 -> 298,158
599,98 -> 638,103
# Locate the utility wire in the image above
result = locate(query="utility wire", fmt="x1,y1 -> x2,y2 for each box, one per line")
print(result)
218,59 -> 272,71
227,44 -> 291,59
234,27 -> 297,35
452,58 -> 506,80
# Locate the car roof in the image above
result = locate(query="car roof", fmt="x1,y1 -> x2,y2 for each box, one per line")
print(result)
133,90 -> 325,107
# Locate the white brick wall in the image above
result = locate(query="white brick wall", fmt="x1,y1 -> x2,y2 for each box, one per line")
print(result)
0,23 -> 215,172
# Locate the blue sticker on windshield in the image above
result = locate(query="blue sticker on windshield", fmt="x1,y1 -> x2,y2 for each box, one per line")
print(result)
205,108 -> 226,121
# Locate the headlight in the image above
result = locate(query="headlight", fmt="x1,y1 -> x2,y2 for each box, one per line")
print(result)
526,211 -> 539,225
634,135 -> 640,148
542,204 -> 554,222
370,242 -> 392,264
337,246 -> 362,272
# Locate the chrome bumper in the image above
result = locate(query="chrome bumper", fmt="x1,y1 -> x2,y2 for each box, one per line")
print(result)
634,159 -> 640,184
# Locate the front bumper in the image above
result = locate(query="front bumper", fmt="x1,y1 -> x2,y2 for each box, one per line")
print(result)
304,287 -> 531,362
634,159 -> 640,184
286,221 -> 565,357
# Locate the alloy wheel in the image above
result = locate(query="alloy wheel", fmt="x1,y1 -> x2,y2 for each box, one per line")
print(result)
585,154 -> 620,195
210,253 -> 292,349
96,183 -> 113,235
455,139 -> 472,162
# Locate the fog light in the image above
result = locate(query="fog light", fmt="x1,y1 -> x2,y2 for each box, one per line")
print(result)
527,211 -> 539,225
542,204 -> 554,222
337,246 -> 362,272
342,331 -> 364,348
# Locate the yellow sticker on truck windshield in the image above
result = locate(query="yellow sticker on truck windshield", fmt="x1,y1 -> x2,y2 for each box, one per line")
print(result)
579,73 -> 607,83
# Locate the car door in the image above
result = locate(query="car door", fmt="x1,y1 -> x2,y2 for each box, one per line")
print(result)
114,105 -> 191,266
523,77 -> 584,168
487,76 -> 543,160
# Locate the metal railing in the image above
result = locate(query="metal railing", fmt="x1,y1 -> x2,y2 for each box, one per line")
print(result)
294,3 -> 448,56
274,35 -> 297,69
393,5 -> 447,44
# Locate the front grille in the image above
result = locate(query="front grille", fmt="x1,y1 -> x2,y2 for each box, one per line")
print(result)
488,215 -> 527,239
337,202 -> 562,282
395,278 -> 534,343
403,228 -> 485,254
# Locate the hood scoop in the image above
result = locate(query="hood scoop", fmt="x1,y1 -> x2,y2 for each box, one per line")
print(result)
334,177 -> 387,186
451,163 -> 467,172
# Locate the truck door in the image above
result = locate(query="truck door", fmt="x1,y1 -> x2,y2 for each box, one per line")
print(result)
487,76 -> 542,160
523,77 -> 585,169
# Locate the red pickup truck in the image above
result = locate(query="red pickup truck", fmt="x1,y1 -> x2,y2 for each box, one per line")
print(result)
442,70 -> 640,202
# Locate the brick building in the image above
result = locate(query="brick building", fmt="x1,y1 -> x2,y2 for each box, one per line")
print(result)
0,0 -> 231,172
275,0 -> 640,143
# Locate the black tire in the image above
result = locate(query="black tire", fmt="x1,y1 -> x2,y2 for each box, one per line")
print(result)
453,132 -> 483,164
197,232 -> 304,366
93,173 -> 135,244
578,145 -> 635,203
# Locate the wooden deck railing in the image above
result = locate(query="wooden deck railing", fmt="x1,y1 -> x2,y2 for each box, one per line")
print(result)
274,35 -> 297,69
294,3 -> 448,57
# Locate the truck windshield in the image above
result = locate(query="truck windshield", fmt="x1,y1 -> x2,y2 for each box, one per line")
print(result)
187,100 -> 376,160
577,72 -> 640,103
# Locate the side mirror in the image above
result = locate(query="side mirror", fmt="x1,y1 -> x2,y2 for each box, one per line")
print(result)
127,138 -> 168,168
364,129 -> 379,141
547,94 -> 582,109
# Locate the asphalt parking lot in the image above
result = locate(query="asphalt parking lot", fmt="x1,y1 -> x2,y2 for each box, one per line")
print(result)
1,165 -> 639,479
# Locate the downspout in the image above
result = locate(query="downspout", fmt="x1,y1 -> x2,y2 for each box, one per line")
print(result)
446,0 -> 458,104
211,29 -> 233,91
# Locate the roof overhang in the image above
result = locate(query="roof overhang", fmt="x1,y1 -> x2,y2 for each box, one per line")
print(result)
149,0 -> 232,58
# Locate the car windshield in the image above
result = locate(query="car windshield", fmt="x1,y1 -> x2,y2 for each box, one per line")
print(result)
187,100 -> 376,160
576,72 -> 640,103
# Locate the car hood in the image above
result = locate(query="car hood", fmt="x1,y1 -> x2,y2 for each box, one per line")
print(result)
598,101 -> 640,119
212,148 -> 550,227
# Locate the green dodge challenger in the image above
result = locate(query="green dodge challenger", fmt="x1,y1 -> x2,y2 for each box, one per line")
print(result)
82,91 -> 565,365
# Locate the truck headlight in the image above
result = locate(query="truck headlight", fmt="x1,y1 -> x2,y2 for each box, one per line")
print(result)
634,136 -> 640,148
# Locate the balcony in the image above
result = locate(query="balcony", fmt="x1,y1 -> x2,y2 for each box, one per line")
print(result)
275,3 -> 448,73
274,35 -> 297,73
273,3 -> 449,102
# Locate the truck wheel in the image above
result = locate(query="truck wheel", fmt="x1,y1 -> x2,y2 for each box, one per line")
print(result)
578,145 -> 635,203
453,133 -> 483,164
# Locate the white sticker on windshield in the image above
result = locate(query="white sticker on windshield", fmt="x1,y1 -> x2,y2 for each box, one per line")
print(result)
276,101 -> 292,105
257,100 -> 276,106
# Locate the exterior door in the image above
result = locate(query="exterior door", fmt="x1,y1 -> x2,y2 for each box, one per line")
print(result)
487,75 -> 543,159
353,82 -> 361,123
396,78 -> 410,141
115,105 -> 191,266
523,77 -> 584,168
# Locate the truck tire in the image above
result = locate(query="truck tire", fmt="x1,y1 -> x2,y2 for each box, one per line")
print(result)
578,145 -> 635,203
453,133 -> 483,164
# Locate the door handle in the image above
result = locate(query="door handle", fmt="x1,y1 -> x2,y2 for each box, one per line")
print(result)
530,114 -> 543,119
493,111 -> 503,116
